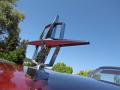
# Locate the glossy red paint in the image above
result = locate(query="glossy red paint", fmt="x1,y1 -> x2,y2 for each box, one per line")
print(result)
0,63 -> 47,90
26,39 -> 89,47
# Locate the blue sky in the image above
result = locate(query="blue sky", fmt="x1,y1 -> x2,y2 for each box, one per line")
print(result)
18,0 -> 120,73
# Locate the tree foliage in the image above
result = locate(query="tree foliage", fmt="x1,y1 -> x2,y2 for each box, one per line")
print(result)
52,62 -> 73,74
0,48 -> 25,64
0,0 -> 25,64
77,70 -> 93,77
0,0 -> 24,51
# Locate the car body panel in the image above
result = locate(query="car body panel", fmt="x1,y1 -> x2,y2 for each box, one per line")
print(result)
0,61 -> 46,90
0,61 -> 120,90
44,69 -> 120,90
26,66 -> 120,90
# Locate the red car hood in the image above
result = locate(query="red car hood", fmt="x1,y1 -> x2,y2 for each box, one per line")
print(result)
0,62 -> 47,90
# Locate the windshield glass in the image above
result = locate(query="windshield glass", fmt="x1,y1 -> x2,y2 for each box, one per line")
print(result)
91,68 -> 120,85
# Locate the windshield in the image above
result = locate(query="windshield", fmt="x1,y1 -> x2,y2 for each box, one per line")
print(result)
90,67 -> 120,86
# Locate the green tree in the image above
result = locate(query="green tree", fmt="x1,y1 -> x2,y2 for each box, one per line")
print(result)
77,70 -> 93,77
0,27 -> 7,51
0,0 -> 25,64
52,62 -> 73,74
0,0 -> 24,51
